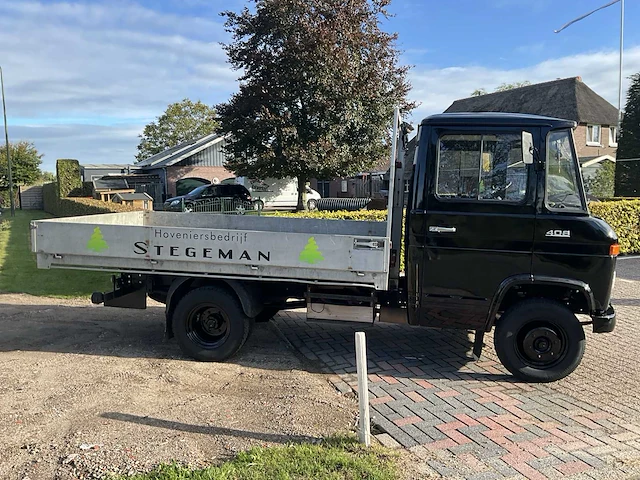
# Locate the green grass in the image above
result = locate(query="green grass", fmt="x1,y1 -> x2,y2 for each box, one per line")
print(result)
0,210 -> 111,297
116,436 -> 398,480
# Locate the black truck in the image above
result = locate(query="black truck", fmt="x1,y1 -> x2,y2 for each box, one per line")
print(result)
31,112 -> 618,382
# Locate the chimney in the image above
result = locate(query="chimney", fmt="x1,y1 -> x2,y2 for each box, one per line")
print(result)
576,76 -> 583,82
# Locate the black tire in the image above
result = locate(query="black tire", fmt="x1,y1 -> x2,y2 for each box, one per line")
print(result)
494,299 -> 585,383
183,203 -> 194,213
307,199 -> 317,211
254,307 -> 280,323
172,286 -> 252,362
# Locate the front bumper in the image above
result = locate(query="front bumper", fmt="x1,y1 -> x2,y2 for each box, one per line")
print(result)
591,305 -> 616,333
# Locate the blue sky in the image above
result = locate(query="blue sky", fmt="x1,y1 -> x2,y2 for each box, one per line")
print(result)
1,0 -> 638,172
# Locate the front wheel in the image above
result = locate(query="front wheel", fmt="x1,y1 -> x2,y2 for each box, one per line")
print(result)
307,199 -> 317,211
172,286 -> 252,362
494,299 -> 585,383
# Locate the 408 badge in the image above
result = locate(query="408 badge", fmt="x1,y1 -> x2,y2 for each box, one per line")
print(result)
545,229 -> 571,238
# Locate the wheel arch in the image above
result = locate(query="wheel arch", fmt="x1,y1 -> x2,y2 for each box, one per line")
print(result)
165,278 -> 264,338
486,275 -> 596,331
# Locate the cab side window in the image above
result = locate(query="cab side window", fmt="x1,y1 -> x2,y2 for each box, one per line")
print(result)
436,133 -> 527,202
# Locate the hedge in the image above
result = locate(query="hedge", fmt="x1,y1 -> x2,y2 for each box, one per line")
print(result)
42,182 -> 57,213
277,200 -> 640,255
68,181 -> 94,198
272,210 -> 386,221
590,199 -> 640,254
43,182 -> 139,217
56,159 -> 82,198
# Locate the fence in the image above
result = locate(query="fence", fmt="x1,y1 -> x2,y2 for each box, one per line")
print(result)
353,175 -> 385,199
181,197 -> 259,215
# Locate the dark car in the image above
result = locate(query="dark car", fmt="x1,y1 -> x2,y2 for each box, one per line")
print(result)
163,184 -> 252,213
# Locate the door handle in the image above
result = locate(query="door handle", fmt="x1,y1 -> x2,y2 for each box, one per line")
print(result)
429,226 -> 457,233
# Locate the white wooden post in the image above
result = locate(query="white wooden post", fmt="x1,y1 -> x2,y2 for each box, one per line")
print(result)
355,331 -> 371,446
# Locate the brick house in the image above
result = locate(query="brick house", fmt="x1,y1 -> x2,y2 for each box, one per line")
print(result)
133,133 -> 234,198
445,77 -> 619,195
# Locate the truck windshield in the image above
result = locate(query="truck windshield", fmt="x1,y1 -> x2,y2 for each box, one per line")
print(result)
546,130 -> 586,211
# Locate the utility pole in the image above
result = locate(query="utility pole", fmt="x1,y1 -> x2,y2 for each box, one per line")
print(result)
618,0 -> 625,131
0,66 -> 14,217
555,0 -> 624,131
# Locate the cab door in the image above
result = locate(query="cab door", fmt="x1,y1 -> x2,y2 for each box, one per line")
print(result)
415,127 -> 538,329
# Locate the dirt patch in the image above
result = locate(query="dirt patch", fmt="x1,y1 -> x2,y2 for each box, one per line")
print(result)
0,294 -> 357,480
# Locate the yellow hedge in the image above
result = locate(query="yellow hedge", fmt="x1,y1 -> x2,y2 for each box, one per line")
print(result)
271,210 -> 387,221
590,199 -> 640,254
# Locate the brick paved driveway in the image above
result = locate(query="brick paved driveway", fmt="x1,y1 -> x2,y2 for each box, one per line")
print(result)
274,257 -> 640,479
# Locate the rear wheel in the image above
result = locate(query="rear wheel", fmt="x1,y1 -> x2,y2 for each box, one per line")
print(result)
172,286 -> 252,362
494,299 -> 585,382
307,199 -> 317,211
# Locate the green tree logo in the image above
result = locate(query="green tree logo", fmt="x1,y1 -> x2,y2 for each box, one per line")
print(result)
299,237 -> 324,264
87,227 -> 109,252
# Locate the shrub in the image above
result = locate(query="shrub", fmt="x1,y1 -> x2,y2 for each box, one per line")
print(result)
42,182 -> 58,214
590,199 -> 640,254
68,181 -> 94,198
271,210 -> 387,221
56,159 -> 82,198
43,181 -> 140,217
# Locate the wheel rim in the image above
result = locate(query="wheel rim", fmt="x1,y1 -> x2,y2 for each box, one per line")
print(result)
184,205 -> 193,212
308,200 -> 316,210
185,304 -> 231,348
516,322 -> 567,368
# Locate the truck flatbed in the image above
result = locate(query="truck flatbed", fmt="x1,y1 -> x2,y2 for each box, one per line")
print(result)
31,211 -> 389,290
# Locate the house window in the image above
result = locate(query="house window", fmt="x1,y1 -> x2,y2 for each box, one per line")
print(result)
341,180 -> 348,193
586,125 -> 601,146
609,126 -> 618,147
316,181 -> 330,198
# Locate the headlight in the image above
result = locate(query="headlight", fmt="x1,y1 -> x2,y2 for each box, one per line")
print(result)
170,200 -> 180,206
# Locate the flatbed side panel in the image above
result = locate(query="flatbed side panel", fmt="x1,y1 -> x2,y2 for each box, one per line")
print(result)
147,211 -> 387,237
32,220 -> 389,289
36,211 -> 148,226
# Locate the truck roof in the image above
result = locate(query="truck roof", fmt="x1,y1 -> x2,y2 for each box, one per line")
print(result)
421,112 -> 576,129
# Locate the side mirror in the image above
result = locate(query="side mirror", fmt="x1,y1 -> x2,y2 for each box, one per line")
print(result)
522,131 -> 534,165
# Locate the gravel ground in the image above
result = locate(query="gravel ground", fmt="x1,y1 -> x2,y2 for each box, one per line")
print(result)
0,294 -> 358,480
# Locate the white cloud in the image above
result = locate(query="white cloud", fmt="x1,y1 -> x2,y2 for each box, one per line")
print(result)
2,1 -> 638,172
10,124 -> 141,171
0,0 -> 236,170
409,46 -> 640,122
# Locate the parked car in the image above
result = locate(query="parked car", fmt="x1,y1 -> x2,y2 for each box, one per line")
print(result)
230,177 -> 322,210
163,184 -> 252,213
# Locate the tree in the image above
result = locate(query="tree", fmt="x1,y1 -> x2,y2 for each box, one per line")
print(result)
0,141 -> 43,187
494,81 -> 531,92
585,161 -> 615,199
470,81 -> 531,97
40,171 -> 56,183
136,99 -> 219,161
615,73 -> 640,197
217,0 -> 415,210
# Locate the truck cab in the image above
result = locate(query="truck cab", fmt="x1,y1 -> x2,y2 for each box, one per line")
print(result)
403,113 -> 618,381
